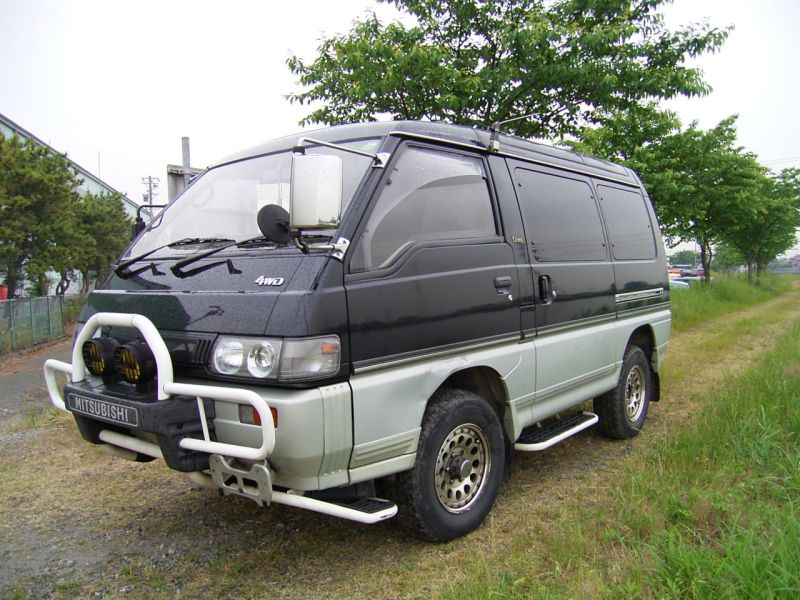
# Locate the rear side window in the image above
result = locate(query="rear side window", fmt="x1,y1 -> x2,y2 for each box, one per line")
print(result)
597,185 -> 656,260
351,146 -> 496,271
514,168 -> 607,262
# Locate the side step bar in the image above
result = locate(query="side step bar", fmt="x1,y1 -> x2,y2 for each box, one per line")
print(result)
272,493 -> 397,525
515,412 -> 599,451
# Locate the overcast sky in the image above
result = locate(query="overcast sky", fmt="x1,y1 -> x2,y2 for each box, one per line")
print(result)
1,0 -> 798,207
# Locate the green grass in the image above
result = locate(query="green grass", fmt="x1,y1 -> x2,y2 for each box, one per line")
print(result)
626,329 -> 800,598
670,274 -> 794,332
0,407 -> 68,434
445,319 -> 800,599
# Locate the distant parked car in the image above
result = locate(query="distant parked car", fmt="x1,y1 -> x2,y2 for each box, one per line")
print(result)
673,276 -> 705,286
669,279 -> 690,289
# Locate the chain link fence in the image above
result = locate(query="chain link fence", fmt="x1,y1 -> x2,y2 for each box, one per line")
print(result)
0,295 -> 85,354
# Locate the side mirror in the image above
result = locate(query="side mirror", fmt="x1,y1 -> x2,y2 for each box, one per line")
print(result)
132,216 -> 146,240
132,204 -> 166,240
290,154 -> 343,229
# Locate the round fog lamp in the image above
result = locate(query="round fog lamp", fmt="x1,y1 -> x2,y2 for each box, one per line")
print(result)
113,340 -> 156,384
214,339 -> 244,374
81,338 -> 119,376
247,342 -> 276,378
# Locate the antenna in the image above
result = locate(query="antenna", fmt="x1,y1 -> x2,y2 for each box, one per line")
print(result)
488,112 -> 538,152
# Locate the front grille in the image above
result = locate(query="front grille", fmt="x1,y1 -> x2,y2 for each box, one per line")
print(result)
106,327 -> 216,369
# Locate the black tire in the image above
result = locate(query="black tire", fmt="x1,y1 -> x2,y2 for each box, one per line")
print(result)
394,388 -> 505,542
594,345 -> 652,439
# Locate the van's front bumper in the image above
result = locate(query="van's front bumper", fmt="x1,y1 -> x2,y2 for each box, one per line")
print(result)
43,312 -> 397,524
61,378 -> 221,472
44,312 -> 275,465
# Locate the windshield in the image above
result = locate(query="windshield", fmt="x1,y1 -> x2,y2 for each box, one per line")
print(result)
126,138 -> 381,257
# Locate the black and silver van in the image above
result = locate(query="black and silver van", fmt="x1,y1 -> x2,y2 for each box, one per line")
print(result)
45,121 -> 671,541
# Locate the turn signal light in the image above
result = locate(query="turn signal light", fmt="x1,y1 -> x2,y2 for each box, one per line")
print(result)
238,405 -> 278,428
82,338 -> 120,376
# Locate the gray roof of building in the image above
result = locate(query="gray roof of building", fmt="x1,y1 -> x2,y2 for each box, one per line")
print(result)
0,112 -> 139,212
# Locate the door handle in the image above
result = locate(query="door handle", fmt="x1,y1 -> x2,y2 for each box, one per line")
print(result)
494,276 -> 512,289
538,275 -> 554,304
493,276 -> 514,301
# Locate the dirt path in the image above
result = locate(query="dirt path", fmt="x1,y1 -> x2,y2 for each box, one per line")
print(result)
2,286 -> 800,599
0,337 -> 71,428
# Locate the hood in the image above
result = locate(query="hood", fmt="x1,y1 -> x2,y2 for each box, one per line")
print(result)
80,253 -> 328,336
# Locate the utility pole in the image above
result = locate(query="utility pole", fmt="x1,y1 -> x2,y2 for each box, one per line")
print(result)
141,176 -> 160,204
182,137 -> 191,189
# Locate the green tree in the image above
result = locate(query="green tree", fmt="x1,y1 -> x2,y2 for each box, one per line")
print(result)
723,168 -> 800,280
0,135 -> 81,298
572,103 -> 680,161
71,192 -> 132,293
578,115 -> 766,282
636,117 -> 766,281
287,0 -> 729,139
712,242 -> 744,273
668,249 -> 699,266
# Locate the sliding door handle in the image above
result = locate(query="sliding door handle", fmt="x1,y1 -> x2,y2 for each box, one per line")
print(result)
538,275 -> 554,304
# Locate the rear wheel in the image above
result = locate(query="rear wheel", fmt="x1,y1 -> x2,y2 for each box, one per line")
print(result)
594,345 -> 652,439
395,389 -> 504,542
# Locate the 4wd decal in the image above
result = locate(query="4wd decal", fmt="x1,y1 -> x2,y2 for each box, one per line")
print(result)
255,276 -> 285,287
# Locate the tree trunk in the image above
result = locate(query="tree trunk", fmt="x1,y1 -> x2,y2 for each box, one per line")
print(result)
4,267 -> 19,299
755,253 -> 767,278
744,253 -> 754,283
80,270 -> 92,294
698,240 -> 713,283
55,271 -> 71,296
4,257 -> 25,299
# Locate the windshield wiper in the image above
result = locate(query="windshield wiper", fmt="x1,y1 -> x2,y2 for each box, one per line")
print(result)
170,235 -> 267,279
236,237 -> 278,248
115,238 -> 234,279
172,237 -> 235,246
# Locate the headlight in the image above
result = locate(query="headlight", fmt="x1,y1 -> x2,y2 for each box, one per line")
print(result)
210,335 -> 340,381
247,342 -> 277,378
213,338 -> 246,375
212,337 -> 282,379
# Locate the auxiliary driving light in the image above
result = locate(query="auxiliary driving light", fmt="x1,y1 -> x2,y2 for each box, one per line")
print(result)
113,340 -> 156,384
81,338 -> 120,376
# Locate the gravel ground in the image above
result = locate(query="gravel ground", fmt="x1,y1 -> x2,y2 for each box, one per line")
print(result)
0,337 -> 71,425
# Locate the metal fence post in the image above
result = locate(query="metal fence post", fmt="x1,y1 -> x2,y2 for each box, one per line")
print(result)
47,296 -> 52,337
59,295 -> 65,334
10,299 -> 16,351
30,298 -> 35,345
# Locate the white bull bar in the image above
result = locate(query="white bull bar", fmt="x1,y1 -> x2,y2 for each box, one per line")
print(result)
43,312 -> 276,461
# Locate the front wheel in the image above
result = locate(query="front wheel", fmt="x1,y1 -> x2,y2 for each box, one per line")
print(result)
395,389 -> 505,542
594,345 -> 652,439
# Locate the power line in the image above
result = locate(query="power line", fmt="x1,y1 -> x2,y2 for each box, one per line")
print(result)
762,156 -> 800,165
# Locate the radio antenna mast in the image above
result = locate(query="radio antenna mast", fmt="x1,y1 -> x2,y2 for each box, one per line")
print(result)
488,112 -> 538,152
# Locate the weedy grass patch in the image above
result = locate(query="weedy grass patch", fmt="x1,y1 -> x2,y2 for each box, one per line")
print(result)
626,324 -> 800,598
670,274 -> 794,332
